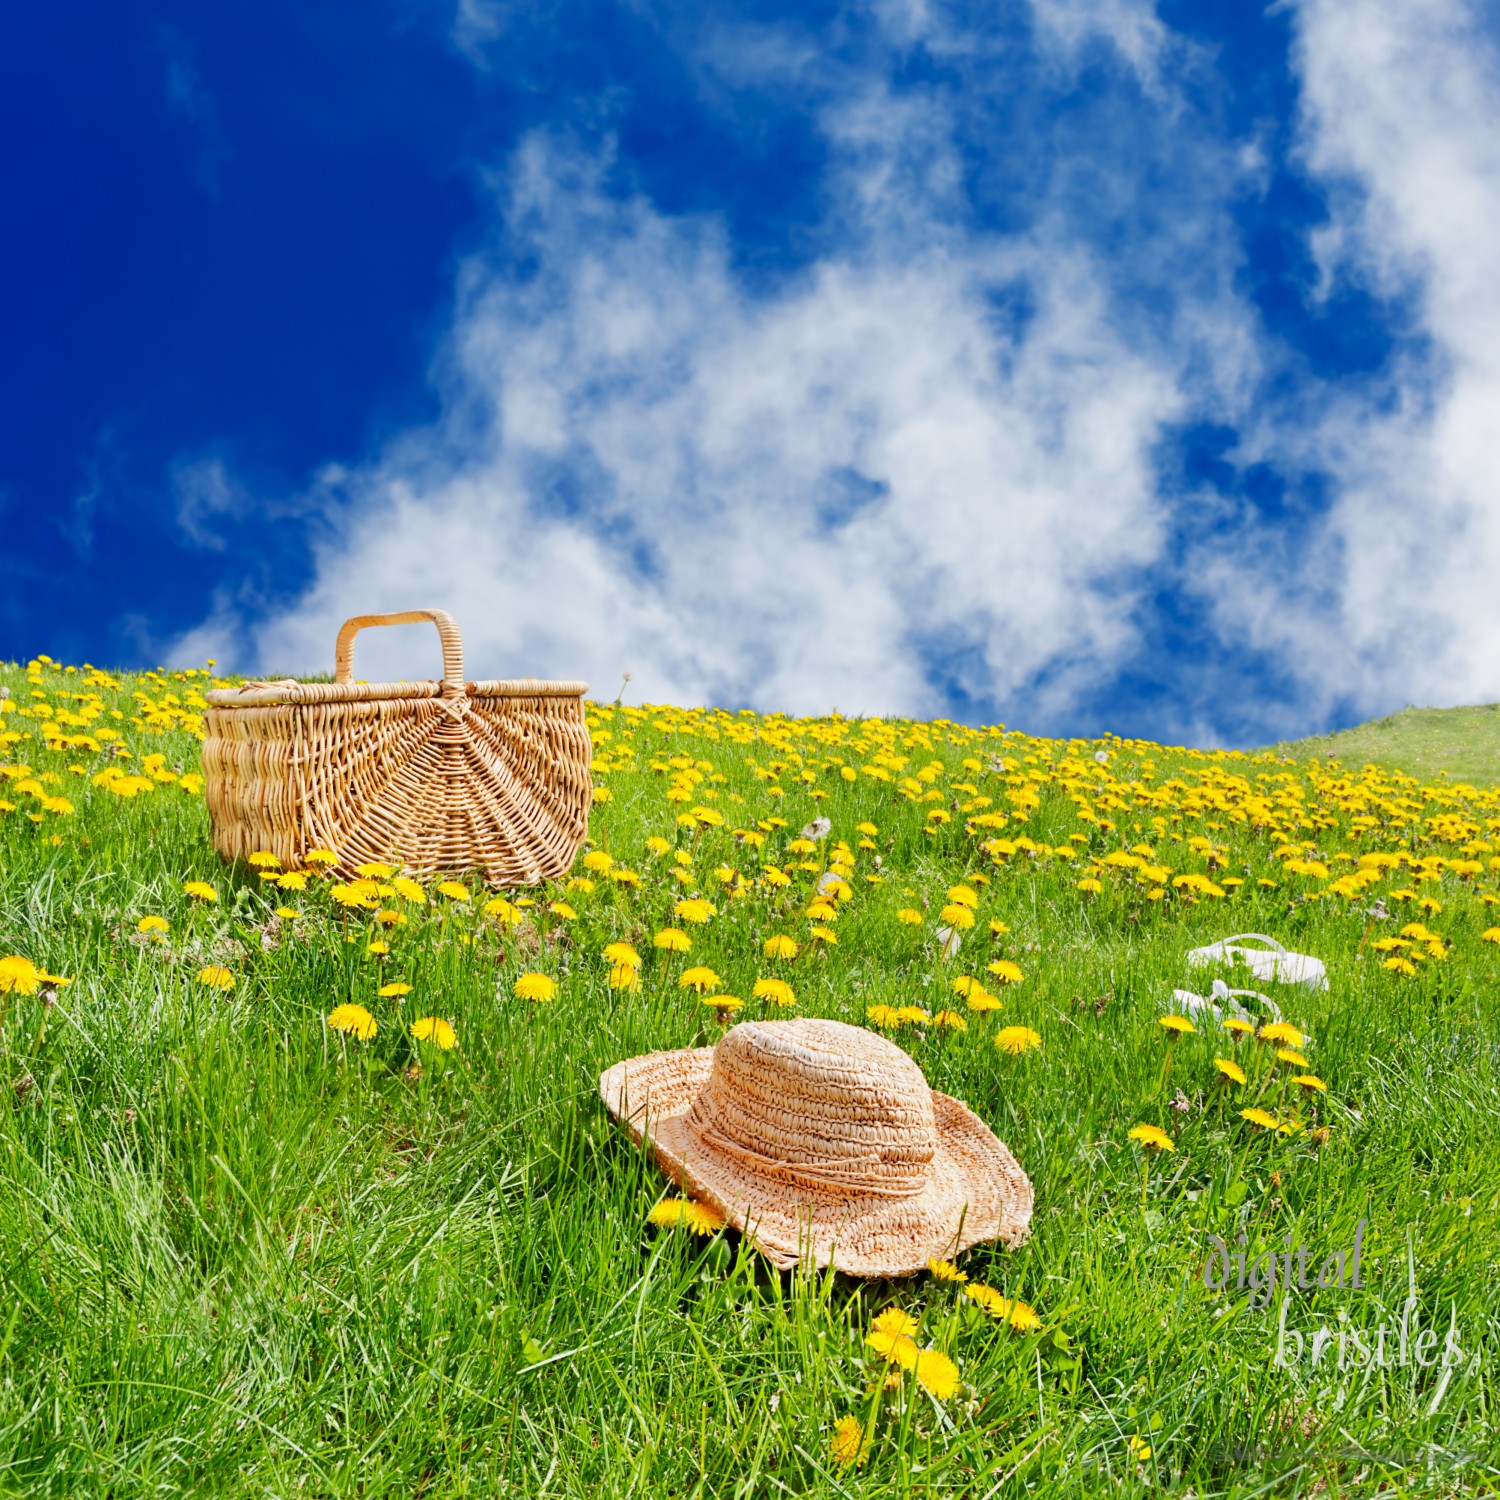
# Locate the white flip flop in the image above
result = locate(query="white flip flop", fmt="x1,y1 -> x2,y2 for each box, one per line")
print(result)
1167,980 -> 1312,1042
1186,933 -> 1328,991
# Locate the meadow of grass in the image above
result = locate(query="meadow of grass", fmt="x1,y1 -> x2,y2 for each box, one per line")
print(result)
2,656 -> 1498,1497
1274,703 -> 1500,789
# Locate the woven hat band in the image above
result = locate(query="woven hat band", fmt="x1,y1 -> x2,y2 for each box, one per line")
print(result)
688,1118 -> 928,1200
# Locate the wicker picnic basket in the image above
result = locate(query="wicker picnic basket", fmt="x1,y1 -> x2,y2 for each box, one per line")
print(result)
201,610 -> 591,886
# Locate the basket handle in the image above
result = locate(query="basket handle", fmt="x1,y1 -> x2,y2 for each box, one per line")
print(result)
334,610 -> 466,696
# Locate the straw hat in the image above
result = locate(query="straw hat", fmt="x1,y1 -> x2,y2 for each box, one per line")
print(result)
599,1017 -> 1033,1278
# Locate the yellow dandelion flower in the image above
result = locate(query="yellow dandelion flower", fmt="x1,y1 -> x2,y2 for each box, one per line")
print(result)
1276,1048 -> 1309,1067
247,851 -> 281,869
1003,1299 -> 1041,1332
1482,927 -> 1500,945
378,982 -> 412,998
1128,1123 -> 1174,1152
938,903 -> 975,929
1222,1017 -> 1255,1037
674,898 -> 716,924
1258,1022 -> 1305,1048
513,972 -> 557,1002
355,862 -> 395,879
762,933 -> 799,960
866,1003 -> 902,1030
966,990 -> 1002,1013
946,885 -> 979,908
274,907 -> 301,921
603,942 -> 641,968
327,1003 -> 377,1039
1158,1015 -> 1196,1035
987,959 -> 1024,985
276,871 -> 308,891
963,1282 -> 1005,1315
654,927 -> 692,952
830,1415 -> 867,1468
679,966 -> 723,993
410,1016 -> 456,1049
1383,955 -> 1418,975
963,1284 -> 1038,1329
648,1198 -> 726,1235
809,925 -> 838,944
609,962 -> 640,990
897,1006 -> 930,1026
303,849 -> 339,868
995,1026 -> 1041,1055
330,883 -> 378,910
136,915 -> 169,935
932,1009 -> 968,1030
753,977 -> 797,1007
702,994 -> 743,1013
0,956 -> 41,994
393,876 -> 427,903
1214,1057 -> 1246,1085
870,1308 -> 912,1344
196,965 -> 234,991
366,940 -> 390,956
914,1348 -> 959,1399
182,881 -> 218,903
1240,1107 -> 1280,1131
896,908 -> 924,926
483,896 -> 523,924
1294,1073 -> 1327,1092
927,1257 -> 967,1282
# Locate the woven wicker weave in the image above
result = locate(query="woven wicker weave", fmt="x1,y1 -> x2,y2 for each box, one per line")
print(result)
601,1018 -> 1033,1277
202,610 -> 591,885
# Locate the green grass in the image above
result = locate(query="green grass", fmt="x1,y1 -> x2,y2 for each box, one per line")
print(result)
3,661 -> 1500,1496
1273,703 -> 1500,788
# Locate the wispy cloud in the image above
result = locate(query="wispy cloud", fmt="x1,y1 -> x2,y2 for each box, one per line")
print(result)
1187,0 -> 1500,722
155,23 -> 229,197
172,0 -> 1500,740
175,100 -> 1221,719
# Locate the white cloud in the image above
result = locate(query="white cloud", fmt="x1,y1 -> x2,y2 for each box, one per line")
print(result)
171,457 -> 246,552
1028,0 -> 1172,87
177,110 -> 1206,722
1190,0 -> 1500,719
184,0 -> 1500,739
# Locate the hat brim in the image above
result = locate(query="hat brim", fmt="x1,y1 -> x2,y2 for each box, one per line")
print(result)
600,1044 -> 1034,1278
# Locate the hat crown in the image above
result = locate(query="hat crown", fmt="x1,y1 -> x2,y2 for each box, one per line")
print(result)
685,1019 -> 936,1198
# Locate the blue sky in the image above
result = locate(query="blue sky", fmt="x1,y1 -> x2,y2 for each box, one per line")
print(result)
4,0 -> 1499,745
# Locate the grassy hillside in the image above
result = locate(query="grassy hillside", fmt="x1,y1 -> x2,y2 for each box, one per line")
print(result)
1274,703 -> 1500,788
2,656 -> 1499,1496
